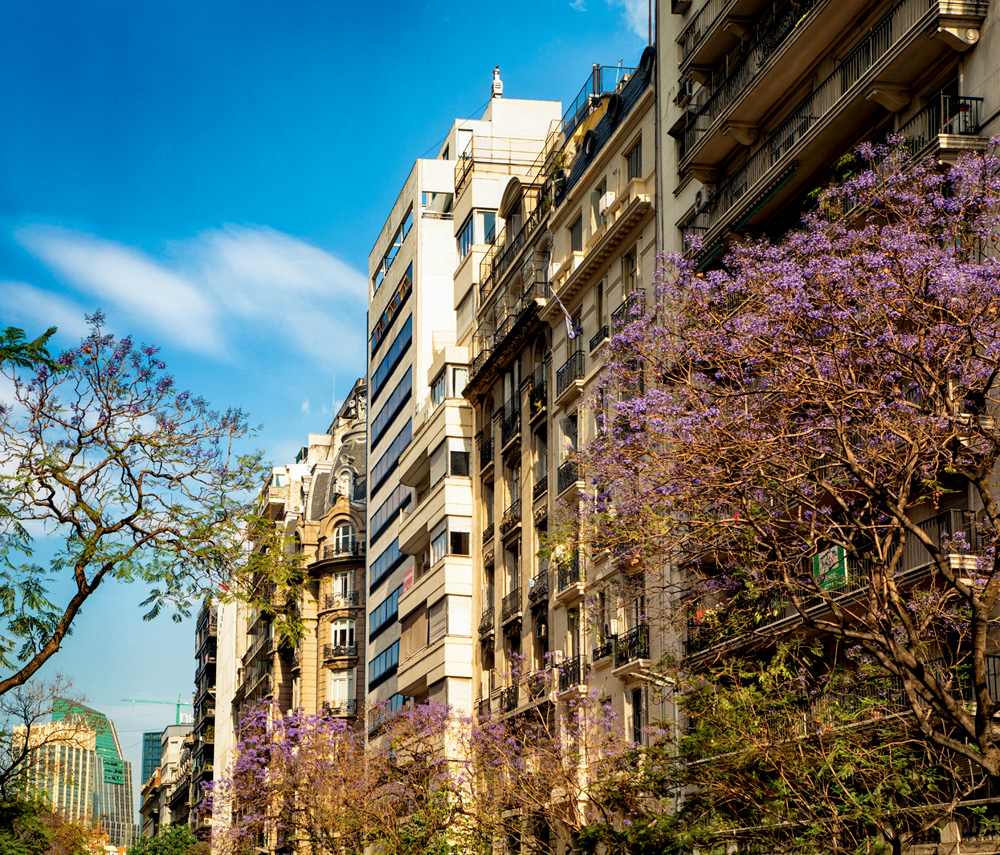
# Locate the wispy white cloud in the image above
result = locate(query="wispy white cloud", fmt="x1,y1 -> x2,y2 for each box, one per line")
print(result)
301,398 -> 312,417
607,0 -> 648,40
570,0 -> 587,11
12,224 -> 368,366
0,281 -> 93,341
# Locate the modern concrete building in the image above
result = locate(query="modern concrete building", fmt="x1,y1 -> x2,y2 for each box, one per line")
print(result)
137,722 -> 193,838
17,699 -> 138,849
366,73 -> 562,729
190,601 -> 217,836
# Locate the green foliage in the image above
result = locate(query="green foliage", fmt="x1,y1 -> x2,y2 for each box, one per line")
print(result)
0,796 -> 98,855
0,328 -> 58,372
127,823 -> 207,855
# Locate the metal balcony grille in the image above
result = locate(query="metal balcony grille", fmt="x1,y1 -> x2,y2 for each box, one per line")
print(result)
499,500 -> 521,534
557,460 -> 580,495
478,606 -> 495,637
614,625 -> 650,668
558,555 -> 581,590
529,569 -> 549,604
323,643 -> 358,659
556,351 -> 585,397
559,654 -> 588,692
502,589 -> 521,621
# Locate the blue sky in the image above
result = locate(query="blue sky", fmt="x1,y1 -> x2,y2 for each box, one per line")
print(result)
0,0 -> 646,806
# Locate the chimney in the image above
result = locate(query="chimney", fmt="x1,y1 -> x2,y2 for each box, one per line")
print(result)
491,66 -> 503,99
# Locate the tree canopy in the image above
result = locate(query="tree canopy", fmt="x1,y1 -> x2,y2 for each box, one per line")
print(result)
578,140 -> 1000,853
0,313 -> 286,695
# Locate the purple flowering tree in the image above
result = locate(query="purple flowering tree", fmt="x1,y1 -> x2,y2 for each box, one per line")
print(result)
0,313 -> 278,696
577,141 -> 1000,848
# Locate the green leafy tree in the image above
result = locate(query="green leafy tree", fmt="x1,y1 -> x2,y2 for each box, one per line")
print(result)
0,795 -> 100,855
0,327 -> 58,372
0,313 -> 291,695
127,824 -> 208,855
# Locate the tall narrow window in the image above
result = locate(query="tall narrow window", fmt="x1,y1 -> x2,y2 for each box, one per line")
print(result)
626,139 -> 642,181
334,523 -> 356,554
569,216 -> 583,253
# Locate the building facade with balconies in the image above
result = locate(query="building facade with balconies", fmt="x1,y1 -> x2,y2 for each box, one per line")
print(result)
366,76 -> 561,726
662,0 -> 995,263
464,48 -> 664,746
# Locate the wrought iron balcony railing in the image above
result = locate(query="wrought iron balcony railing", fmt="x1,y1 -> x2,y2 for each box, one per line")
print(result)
324,591 -> 360,610
529,568 -> 549,603
479,606 -> 495,637
557,459 -> 580,495
559,654 -> 588,692
499,500 -> 521,534
558,555 -> 581,591
502,588 -> 521,621
556,350 -> 585,397
323,698 -> 358,716
615,624 -> 650,668
323,642 -> 358,660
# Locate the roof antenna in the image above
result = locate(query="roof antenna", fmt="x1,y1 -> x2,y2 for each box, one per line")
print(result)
492,66 -> 503,99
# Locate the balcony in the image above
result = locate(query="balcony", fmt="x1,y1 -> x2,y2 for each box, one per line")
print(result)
559,654 -> 589,692
558,554 -> 582,591
499,499 -> 522,536
530,363 -> 548,421
529,568 -> 549,605
323,642 -> 358,661
614,624 -> 650,670
323,698 -> 358,717
533,474 -> 548,500
455,136 -> 544,198
898,92 -> 986,161
679,0 -> 833,168
501,402 -> 521,450
479,605 -> 495,639
555,351 -> 586,403
683,0 -> 990,255
502,588 -> 522,624
483,521 -> 495,543
322,543 -> 366,561
480,206 -> 548,304
500,685 -> 520,712
557,460 -> 582,497
323,591 -> 360,611
593,636 -> 616,663
478,434 -> 494,471
477,696 -> 492,718
589,325 -> 609,353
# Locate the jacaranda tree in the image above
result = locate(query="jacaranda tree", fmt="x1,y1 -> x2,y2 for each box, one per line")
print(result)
579,139 -> 1000,853
0,313 -> 291,696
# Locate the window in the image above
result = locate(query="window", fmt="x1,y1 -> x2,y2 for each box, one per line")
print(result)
369,640 -> 400,688
429,518 -> 471,567
330,618 -> 355,647
371,265 -> 413,356
591,180 -> 607,231
627,139 -> 643,181
370,538 -> 407,591
373,210 -> 413,292
431,527 -> 447,566
456,289 -> 476,335
371,484 -> 411,541
431,365 -> 470,410
334,524 -> 355,554
329,670 -> 355,704
432,370 -> 447,408
371,420 -> 412,493
332,571 -> 353,600
371,316 -> 412,402
631,687 -> 646,745
479,210 -> 497,244
370,586 -> 402,638
623,249 -> 638,294
458,215 -> 475,260
569,216 -> 583,253
371,368 -> 412,446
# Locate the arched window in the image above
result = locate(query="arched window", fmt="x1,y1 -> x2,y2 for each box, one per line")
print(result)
334,523 -> 356,555
337,469 -> 353,497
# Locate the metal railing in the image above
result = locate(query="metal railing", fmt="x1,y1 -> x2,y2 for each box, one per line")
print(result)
455,137 -> 545,197
593,636 -> 616,662
479,606 -> 495,637
529,568 -> 549,603
558,554 -> 581,590
479,434 -> 494,468
899,93 -> 983,154
556,350 -> 585,397
323,698 -> 358,716
501,403 -> 521,447
533,474 -> 548,499
323,543 -> 365,560
324,591 -> 360,610
483,521 -> 495,543
530,364 -> 548,415
615,624 -> 650,667
477,696 -> 492,718
557,459 -> 580,495
680,0 -> 824,162
559,654 -> 589,692
678,0 -> 736,63
323,642 -> 358,659
500,500 -> 522,534
683,0 -> 946,246
562,64 -> 635,139
501,685 -> 519,712
590,325 -> 609,352
502,589 -> 522,621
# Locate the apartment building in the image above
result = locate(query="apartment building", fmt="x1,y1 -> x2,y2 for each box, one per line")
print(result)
366,78 -> 561,727
190,602 -> 217,836
464,48 -> 662,741
138,723 -> 192,838
661,0 -> 994,262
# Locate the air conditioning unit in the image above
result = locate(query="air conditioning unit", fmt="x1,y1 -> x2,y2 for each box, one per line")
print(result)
695,185 -> 715,210
599,191 -> 616,217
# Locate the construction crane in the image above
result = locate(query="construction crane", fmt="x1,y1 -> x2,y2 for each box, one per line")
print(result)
120,694 -> 192,725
